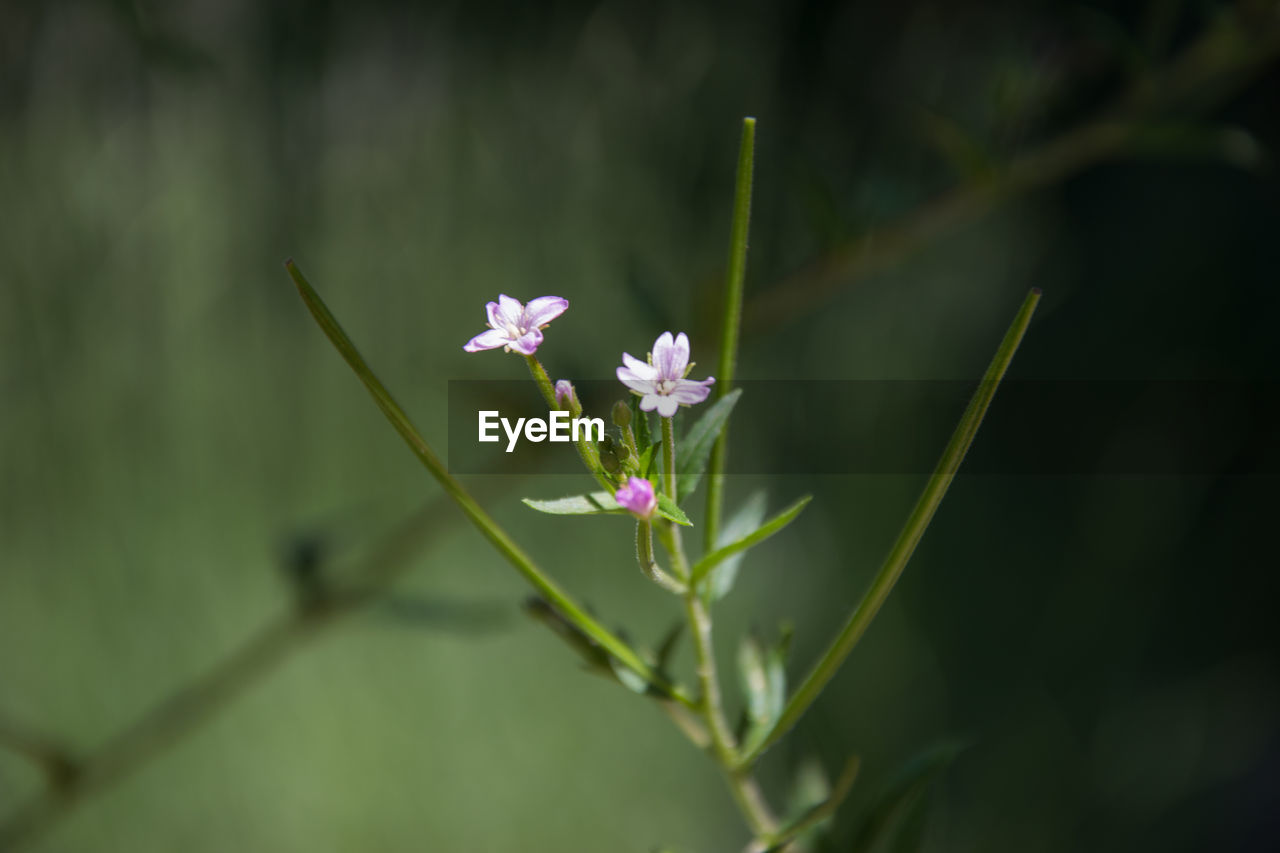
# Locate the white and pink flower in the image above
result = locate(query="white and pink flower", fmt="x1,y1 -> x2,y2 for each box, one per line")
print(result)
463,295 -> 568,355
617,332 -> 715,417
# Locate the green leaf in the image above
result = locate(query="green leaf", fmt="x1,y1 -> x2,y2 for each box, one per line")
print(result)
521,492 -> 625,516
738,624 -> 792,755
708,491 -> 767,600
691,495 -> 812,587
738,289 -> 1040,767
850,741 -> 966,853
767,755 -> 861,853
676,388 -> 742,497
636,443 -> 658,479
609,656 -> 651,694
655,493 -> 692,526
629,394 -> 653,450
654,621 -> 684,677
737,634 -> 770,727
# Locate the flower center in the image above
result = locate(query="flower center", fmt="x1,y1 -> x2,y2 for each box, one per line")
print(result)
502,321 -> 523,339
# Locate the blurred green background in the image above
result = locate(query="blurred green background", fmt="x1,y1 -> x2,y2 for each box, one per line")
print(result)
2,0 -> 1278,850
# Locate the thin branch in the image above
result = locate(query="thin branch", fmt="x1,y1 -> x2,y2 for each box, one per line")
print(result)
0,498 -> 454,850
743,7 -> 1280,334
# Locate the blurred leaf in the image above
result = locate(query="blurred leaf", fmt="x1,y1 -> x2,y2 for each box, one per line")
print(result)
769,755 -> 861,852
522,597 -> 611,673
609,657 -> 651,694
707,491 -> 768,600
850,741 -> 966,853
654,621 -> 684,677
522,492 -> 626,515
738,624 -> 793,754
737,634 -> 770,727
676,388 -> 742,497
377,595 -> 510,635
691,495 -> 812,588
913,108 -> 995,182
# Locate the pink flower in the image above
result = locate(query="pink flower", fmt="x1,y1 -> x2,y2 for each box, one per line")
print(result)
616,332 -> 715,417
463,295 -> 569,355
614,477 -> 657,520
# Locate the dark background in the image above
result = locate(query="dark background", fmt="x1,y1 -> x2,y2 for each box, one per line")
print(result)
1,0 -> 1277,850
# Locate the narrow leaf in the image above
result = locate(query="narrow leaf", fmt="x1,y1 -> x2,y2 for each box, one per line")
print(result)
691,495 -> 812,587
676,388 -> 743,497
739,288 -> 1040,766
286,261 -> 688,705
708,491 -> 768,601
629,394 -> 653,450
850,741 -> 965,853
737,634 -> 771,726
522,492 -> 625,516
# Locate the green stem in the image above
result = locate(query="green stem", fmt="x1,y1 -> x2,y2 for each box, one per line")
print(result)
684,587 -> 777,838
525,355 -> 612,492
286,260 -> 689,706
661,415 -> 678,503
704,116 -> 756,553
738,288 -> 1041,768
636,521 -> 686,594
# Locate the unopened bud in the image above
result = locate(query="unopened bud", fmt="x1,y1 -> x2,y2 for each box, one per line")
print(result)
598,435 -> 621,475
611,400 -> 632,428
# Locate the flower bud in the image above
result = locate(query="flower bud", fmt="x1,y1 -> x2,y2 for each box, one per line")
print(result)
614,476 -> 657,520
611,400 -> 632,428
598,435 -> 622,475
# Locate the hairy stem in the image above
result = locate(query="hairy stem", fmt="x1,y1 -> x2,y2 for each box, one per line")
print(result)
705,116 -> 756,553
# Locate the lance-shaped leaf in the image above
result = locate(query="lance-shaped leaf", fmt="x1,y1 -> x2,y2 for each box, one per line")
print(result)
675,388 -> 742,497
522,492 -> 626,516
766,755 -> 861,853
849,741 -> 966,853
707,491 -> 768,600
737,289 -> 1040,767
737,624 -> 793,756
691,495 -> 812,588
523,490 -> 691,527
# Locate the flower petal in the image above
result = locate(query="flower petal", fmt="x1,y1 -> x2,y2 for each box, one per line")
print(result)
654,395 -> 681,417
621,352 -> 659,381
668,377 -> 715,405
508,329 -> 543,355
485,301 -> 505,330
652,332 -> 678,379
638,393 -> 663,412
522,296 -> 568,328
496,294 -> 525,327
617,367 -> 656,395
464,328 -> 510,352
670,332 -> 691,377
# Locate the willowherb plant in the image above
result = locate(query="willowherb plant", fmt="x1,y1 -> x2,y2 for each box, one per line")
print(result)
285,117 -> 1038,851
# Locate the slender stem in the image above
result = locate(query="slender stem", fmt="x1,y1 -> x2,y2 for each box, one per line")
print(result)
287,261 -> 687,705
526,356 -> 612,492
661,415 -> 678,504
705,117 -> 756,553
738,289 -> 1040,768
684,587 -> 777,838
525,354 -> 558,408
636,521 -> 686,593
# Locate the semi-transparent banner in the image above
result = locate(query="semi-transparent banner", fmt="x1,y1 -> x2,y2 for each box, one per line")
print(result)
446,380 -> 1278,476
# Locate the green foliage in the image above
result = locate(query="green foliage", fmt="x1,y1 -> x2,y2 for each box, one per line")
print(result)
674,388 -> 742,498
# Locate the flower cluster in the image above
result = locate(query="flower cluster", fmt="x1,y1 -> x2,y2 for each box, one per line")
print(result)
464,296 -> 714,419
